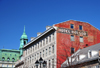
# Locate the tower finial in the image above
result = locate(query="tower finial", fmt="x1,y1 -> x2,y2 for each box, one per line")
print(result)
24,25 -> 25,32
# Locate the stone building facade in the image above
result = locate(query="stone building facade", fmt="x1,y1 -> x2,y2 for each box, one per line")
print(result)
0,49 -> 20,68
15,20 -> 100,68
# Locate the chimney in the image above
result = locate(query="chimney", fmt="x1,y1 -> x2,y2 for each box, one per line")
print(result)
37,32 -> 42,36
46,26 -> 51,30
31,37 -> 35,41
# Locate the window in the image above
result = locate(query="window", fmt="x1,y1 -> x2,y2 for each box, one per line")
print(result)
26,50 -> 27,55
46,49 -> 47,56
15,54 -> 16,56
12,58 -> 15,62
79,25 -> 82,30
71,47 -> 74,54
40,52 -> 41,57
86,44 -> 88,46
49,47 -> 51,55
33,56 -> 34,61
10,54 -> 12,56
88,50 -> 92,58
30,57 -> 31,63
49,60 -> 50,68
70,24 -> 74,29
96,65 -> 99,68
2,57 -> 5,61
71,35 -> 74,41
5,54 -> 7,56
80,36 -> 83,42
49,36 -> 51,42
12,65 -> 14,67
43,39 -> 45,45
7,58 -> 10,62
7,65 -> 9,67
52,33 -> 54,40
37,53 -> 39,58
52,45 -> 54,53
35,54 -> 36,60
43,50 -> 44,57
77,55 -> 79,61
52,59 -> 54,68
46,37 -> 48,44
24,41 -> 26,45
37,43 -> 39,49
40,41 -> 42,47
33,46 -> 34,52
2,64 -> 3,67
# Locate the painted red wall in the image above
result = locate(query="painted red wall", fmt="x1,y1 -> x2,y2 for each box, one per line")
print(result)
54,20 -> 100,68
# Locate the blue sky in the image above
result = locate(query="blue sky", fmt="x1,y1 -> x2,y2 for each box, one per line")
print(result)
0,0 -> 100,50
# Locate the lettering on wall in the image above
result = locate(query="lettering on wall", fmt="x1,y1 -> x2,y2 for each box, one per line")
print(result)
57,28 -> 88,36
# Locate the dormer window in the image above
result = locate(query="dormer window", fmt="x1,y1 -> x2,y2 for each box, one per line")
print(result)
2,57 -> 5,61
12,58 -> 15,62
77,55 -> 79,61
88,50 -> 92,58
7,58 -> 10,62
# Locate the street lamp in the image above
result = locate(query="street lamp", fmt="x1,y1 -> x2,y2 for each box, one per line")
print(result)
35,60 -> 39,68
35,57 -> 47,68
42,61 -> 47,67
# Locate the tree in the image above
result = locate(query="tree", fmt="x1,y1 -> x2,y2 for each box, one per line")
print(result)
56,34 -> 84,68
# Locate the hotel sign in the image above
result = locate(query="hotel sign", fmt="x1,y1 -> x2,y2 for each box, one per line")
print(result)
57,28 -> 88,36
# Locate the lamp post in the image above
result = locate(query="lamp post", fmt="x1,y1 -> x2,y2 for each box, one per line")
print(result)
35,57 -> 47,68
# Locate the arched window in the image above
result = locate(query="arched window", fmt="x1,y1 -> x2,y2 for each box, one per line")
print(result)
24,41 -> 26,45
12,58 -> 15,62
7,58 -> 10,62
2,57 -> 5,61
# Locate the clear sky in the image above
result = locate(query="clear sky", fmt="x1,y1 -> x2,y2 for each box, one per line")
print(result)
0,0 -> 100,50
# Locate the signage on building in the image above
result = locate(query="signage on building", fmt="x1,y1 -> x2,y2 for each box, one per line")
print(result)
57,28 -> 88,36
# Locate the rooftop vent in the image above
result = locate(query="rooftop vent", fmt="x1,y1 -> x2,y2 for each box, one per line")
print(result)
37,32 -> 42,36
46,26 -> 51,30
31,37 -> 35,41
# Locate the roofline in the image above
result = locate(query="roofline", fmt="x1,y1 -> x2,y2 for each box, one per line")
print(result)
73,56 -> 98,66
15,60 -> 24,67
53,20 -> 100,30
62,56 -> 99,68
0,49 -> 20,52
23,27 -> 55,48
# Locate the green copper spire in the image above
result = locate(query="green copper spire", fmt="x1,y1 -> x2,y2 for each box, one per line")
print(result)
20,26 -> 28,39
19,26 -> 28,58
23,25 -> 26,34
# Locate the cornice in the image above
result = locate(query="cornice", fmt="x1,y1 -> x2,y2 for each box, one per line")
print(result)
23,27 -> 55,49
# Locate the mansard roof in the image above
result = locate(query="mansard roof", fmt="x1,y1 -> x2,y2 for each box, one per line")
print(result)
61,43 -> 100,67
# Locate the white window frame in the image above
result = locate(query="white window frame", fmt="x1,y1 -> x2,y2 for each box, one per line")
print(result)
71,35 -> 74,41
80,36 -> 83,42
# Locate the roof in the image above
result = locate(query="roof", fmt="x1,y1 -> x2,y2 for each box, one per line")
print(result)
61,43 -> 100,67
0,49 -> 20,52
23,26 -> 56,48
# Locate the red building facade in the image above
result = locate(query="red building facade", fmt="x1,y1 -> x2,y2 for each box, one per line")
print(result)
54,20 -> 100,68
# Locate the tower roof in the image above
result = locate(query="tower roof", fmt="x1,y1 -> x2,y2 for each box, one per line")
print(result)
20,26 -> 28,39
